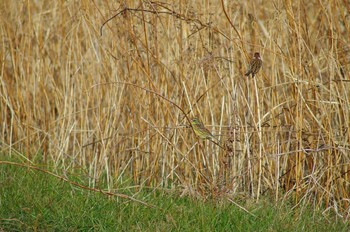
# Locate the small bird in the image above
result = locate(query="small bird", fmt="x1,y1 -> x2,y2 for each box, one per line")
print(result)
190,117 -> 214,140
245,52 -> 262,78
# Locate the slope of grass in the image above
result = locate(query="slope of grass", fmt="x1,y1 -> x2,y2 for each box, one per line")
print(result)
1,162 -> 348,231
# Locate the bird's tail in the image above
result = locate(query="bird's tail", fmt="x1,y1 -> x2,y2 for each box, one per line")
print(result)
210,139 -> 226,150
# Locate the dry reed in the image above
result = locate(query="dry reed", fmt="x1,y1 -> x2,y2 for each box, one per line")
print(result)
0,0 -> 349,218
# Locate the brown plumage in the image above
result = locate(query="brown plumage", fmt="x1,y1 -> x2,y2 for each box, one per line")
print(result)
245,52 -> 262,78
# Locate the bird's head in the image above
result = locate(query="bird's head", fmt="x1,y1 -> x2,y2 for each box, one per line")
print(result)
191,117 -> 201,125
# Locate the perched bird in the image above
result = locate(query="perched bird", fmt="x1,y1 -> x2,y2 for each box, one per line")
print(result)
190,117 -> 213,140
190,117 -> 226,149
245,52 -> 262,78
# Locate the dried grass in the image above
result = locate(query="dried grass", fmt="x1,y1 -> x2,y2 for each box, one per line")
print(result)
1,0 -> 349,218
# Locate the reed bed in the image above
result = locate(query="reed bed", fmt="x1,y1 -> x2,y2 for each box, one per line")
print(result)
1,0 -> 349,218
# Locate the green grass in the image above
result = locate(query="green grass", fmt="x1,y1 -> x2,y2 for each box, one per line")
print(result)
1,162 -> 349,231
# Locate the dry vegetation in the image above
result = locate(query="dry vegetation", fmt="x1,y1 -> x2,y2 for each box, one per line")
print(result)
1,0 -> 350,219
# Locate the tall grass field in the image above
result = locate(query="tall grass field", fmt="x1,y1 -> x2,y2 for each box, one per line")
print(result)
1,0 -> 350,228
